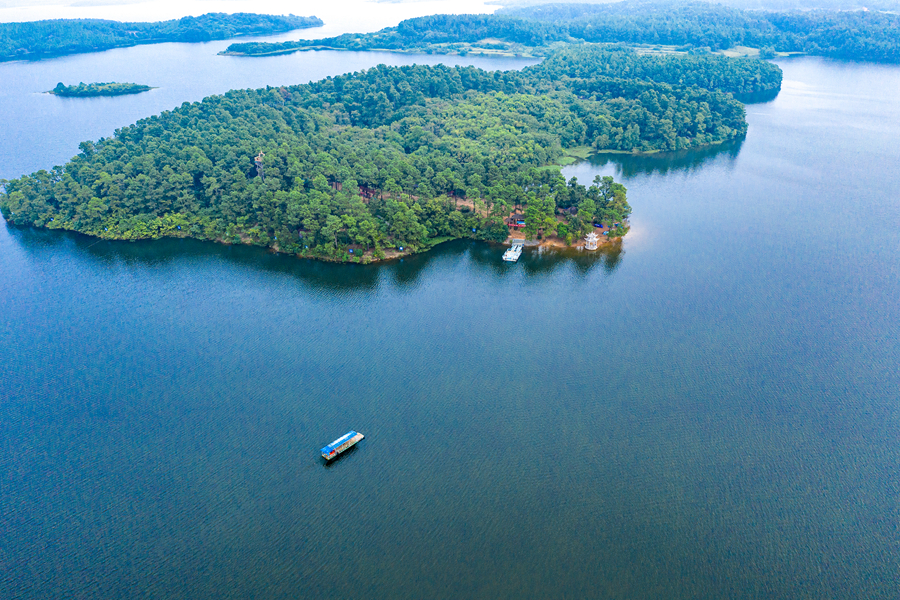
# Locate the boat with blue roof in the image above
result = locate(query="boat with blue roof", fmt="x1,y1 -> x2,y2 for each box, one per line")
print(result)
321,431 -> 365,461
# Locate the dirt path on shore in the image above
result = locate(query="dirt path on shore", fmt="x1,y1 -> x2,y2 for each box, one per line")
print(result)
505,232 -> 619,250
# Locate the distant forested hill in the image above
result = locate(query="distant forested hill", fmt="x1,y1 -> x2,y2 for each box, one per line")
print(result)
225,2 -> 900,63
502,0 -> 900,11
500,1 -> 900,62
1,48 -> 770,260
221,14 -> 570,57
0,13 -> 323,61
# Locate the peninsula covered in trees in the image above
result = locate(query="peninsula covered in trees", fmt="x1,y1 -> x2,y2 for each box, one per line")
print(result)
224,1 -> 900,64
0,13 -> 323,62
1,48 -> 778,261
49,82 -> 153,97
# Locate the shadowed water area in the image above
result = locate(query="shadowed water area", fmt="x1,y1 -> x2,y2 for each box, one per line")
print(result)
1,31 -> 899,600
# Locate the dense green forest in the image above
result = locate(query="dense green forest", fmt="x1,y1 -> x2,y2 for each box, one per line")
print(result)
225,2 -> 900,63
502,2 -> 900,62
532,45 -> 781,93
1,48 -> 772,261
0,13 -> 323,62
49,82 -> 152,97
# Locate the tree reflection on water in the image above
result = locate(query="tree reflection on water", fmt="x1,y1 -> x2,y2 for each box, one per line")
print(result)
585,136 -> 745,179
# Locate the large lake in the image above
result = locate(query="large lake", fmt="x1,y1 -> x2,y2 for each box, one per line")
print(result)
1,16 -> 899,600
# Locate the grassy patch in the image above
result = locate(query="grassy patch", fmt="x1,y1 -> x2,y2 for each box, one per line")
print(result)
720,45 -> 760,58
555,145 -> 596,167
564,145 -> 594,160
424,236 -> 455,248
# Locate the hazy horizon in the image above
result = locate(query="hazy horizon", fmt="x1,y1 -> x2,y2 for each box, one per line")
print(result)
0,0 -> 497,26
2,0 -> 898,26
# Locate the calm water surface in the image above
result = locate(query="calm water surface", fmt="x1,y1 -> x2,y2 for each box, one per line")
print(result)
1,33 -> 899,600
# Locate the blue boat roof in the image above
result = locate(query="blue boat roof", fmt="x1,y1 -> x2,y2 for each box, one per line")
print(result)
321,431 -> 357,454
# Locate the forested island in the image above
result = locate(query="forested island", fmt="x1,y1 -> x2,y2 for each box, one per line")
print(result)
49,82 -> 153,97
0,13 -> 323,62
0,48 -> 780,262
224,1 -> 900,64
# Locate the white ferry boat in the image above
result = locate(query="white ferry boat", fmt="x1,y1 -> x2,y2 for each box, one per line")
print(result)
503,240 -> 524,262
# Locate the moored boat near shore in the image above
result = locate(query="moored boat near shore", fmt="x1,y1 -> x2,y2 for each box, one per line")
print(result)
503,240 -> 524,262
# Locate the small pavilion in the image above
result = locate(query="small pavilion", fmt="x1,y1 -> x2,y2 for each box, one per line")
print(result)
254,151 -> 265,180
584,231 -> 600,251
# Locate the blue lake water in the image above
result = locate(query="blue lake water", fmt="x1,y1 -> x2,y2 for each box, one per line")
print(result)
1,30 -> 899,600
